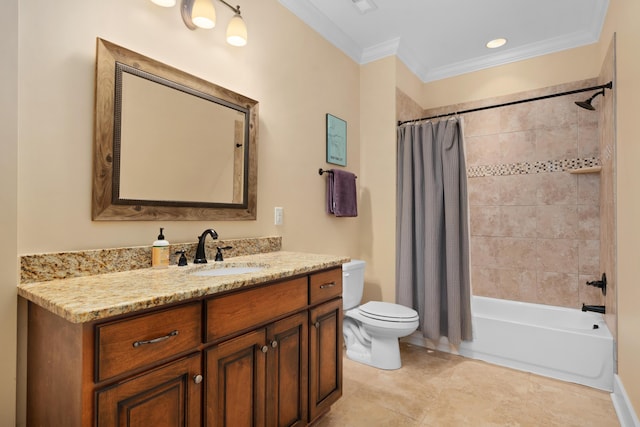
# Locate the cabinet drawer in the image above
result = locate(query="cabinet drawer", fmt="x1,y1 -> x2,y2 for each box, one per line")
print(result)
205,277 -> 307,342
309,268 -> 342,305
96,302 -> 201,382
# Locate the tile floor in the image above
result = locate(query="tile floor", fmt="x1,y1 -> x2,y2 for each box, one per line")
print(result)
316,342 -> 619,427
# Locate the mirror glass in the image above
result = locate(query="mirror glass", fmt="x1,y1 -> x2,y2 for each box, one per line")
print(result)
92,38 -> 258,221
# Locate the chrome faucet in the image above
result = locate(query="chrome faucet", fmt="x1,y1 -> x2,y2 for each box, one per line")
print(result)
194,229 -> 218,264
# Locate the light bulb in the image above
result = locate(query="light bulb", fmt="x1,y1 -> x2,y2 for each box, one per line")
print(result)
192,0 -> 216,29
226,13 -> 247,46
486,38 -> 507,49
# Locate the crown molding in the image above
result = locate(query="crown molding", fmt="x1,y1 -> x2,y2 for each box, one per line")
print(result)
278,0 -> 363,62
280,0 -> 609,83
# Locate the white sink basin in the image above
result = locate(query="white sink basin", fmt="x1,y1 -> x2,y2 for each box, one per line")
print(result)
190,265 -> 265,277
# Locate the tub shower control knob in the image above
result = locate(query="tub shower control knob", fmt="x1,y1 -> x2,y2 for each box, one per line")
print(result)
586,273 -> 607,295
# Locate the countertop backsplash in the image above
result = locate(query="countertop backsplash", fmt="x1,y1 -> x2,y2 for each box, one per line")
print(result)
20,236 -> 282,284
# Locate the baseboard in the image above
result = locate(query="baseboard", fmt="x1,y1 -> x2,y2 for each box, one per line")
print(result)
612,374 -> 640,427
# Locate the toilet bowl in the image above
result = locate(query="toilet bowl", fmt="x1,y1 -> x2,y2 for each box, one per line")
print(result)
342,260 -> 419,370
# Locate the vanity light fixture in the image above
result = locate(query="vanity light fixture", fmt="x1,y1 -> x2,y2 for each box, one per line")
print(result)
486,37 -> 507,49
152,0 -> 248,46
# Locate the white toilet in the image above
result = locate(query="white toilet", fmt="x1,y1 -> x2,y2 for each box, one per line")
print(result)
342,260 -> 419,370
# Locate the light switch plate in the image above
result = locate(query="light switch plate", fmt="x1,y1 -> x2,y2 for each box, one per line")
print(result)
274,207 -> 283,225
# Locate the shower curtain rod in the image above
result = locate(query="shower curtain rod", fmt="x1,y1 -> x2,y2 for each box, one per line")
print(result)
397,81 -> 613,126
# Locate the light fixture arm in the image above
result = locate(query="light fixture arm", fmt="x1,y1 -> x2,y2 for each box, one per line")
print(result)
217,0 -> 240,15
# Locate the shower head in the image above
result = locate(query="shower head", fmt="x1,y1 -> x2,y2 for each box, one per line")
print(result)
575,89 -> 605,111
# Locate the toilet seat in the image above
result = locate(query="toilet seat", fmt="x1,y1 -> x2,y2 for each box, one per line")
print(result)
358,301 -> 419,323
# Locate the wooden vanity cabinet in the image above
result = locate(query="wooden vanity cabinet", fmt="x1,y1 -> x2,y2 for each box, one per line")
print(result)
205,277 -> 310,427
27,302 -> 203,427
205,311 -> 308,427
204,270 -> 343,427
26,267 -> 343,427
308,269 -> 343,422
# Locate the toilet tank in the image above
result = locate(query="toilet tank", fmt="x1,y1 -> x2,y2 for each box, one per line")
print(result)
342,260 -> 366,310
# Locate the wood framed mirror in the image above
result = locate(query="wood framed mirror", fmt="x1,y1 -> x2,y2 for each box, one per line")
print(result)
92,38 -> 258,221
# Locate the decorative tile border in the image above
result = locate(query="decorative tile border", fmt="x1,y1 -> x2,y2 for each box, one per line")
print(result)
467,157 -> 600,178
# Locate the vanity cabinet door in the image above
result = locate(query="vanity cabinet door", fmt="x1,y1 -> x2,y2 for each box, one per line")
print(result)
205,329 -> 267,427
308,298 -> 343,423
204,312 -> 310,427
96,352 -> 202,427
266,312 -> 309,427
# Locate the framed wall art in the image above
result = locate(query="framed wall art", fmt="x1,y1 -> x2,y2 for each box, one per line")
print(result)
326,113 -> 347,166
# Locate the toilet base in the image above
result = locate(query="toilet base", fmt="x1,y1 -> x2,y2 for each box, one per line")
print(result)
345,335 -> 402,370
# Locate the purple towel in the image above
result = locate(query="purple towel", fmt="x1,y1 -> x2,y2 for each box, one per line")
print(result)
326,169 -> 358,217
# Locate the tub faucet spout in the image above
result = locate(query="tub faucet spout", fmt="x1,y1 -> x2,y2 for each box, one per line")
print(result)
581,304 -> 605,314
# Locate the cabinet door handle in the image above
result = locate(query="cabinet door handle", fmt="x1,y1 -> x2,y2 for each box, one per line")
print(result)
261,345 -> 269,353
132,330 -> 179,348
271,340 -> 278,348
314,321 -> 320,329
193,374 -> 203,384
319,282 -> 336,289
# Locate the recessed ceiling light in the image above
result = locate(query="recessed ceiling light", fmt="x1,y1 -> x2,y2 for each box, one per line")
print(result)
352,0 -> 377,14
486,38 -> 507,49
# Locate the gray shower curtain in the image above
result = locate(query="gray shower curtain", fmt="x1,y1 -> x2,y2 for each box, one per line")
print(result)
396,118 -> 472,346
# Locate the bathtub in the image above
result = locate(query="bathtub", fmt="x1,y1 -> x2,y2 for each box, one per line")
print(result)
457,296 -> 614,391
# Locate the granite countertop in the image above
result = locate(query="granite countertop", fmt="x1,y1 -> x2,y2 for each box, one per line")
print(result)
18,251 -> 349,324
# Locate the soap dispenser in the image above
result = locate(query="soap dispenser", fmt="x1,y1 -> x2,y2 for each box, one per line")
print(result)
152,228 -> 170,268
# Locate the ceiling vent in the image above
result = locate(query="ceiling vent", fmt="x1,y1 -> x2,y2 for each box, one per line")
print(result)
352,0 -> 377,14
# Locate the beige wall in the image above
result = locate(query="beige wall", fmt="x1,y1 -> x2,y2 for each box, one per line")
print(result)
599,0 -> 640,414
1,0 -> 18,425
16,0 -> 361,256
359,57 -> 398,303
395,60 -> 424,105
419,44 -> 602,111
396,62 -> 424,124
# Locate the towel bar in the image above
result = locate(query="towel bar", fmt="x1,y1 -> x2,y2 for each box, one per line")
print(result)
319,168 -> 357,178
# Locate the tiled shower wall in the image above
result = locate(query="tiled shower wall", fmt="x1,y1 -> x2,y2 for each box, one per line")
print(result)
418,80 -> 606,309
599,36 -> 616,339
